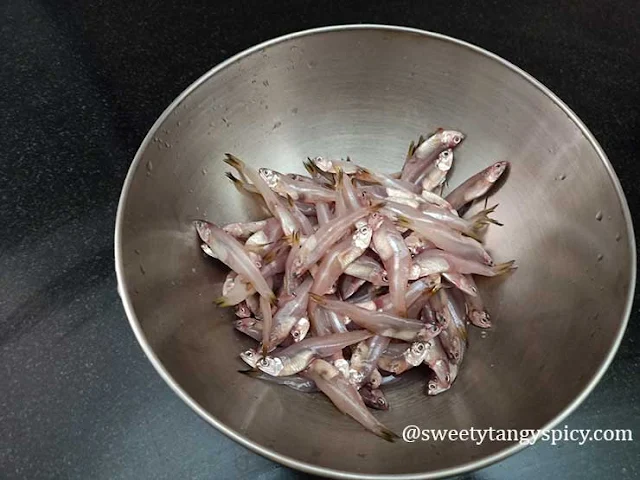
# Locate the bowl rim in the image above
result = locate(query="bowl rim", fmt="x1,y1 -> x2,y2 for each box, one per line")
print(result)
114,24 -> 636,479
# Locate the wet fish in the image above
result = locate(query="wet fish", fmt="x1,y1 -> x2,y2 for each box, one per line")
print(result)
302,359 -> 399,441
400,129 -> 464,184
421,149 -> 453,192
446,161 -> 509,211
257,330 -> 373,377
195,220 -> 276,303
310,294 -> 442,342
372,218 -> 411,316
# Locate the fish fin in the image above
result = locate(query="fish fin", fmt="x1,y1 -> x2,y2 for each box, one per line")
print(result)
308,292 -> 326,305
417,134 -> 426,147
346,156 -> 352,162
223,153 -> 244,171
395,214 -> 412,229
238,368 -> 260,376
376,425 -> 401,443
406,140 -> 416,160
356,167 -> 380,185
493,260 -> 517,276
368,201 -> 386,213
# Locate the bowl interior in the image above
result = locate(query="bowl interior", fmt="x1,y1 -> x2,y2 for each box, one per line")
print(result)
116,27 -> 634,477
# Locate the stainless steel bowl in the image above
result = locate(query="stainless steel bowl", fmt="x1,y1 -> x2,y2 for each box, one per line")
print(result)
115,25 -> 635,478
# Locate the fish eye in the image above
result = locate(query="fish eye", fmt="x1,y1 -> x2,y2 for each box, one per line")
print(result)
245,350 -> 253,357
381,273 -> 389,283
428,382 -> 437,390
378,398 -> 386,405
292,330 -> 300,338
453,135 -> 461,144
445,374 -> 451,383
259,358 -> 269,367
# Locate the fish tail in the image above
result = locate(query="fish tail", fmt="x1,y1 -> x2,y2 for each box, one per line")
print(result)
406,140 -> 416,160
375,424 -> 401,443
224,153 -> 244,171
284,230 -> 300,247
334,166 -> 344,188
214,296 -> 232,307
461,230 -> 483,242
303,158 -> 316,176
308,292 -> 325,305
493,260 -> 517,276
470,203 -> 503,232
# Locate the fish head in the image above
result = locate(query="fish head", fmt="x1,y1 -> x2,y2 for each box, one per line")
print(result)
440,130 -> 465,148
419,322 -> 442,342
366,211 -> 385,230
470,310 -> 491,328
258,168 -> 280,189
290,317 -> 310,342
485,161 -> 509,183
234,304 -> 251,318
405,341 -> 430,366
257,356 -> 284,376
239,348 -> 261,368
352,224 -> 373,250
193,220 -> 212,243
388,358 -> 410,375
426,378 -> 451,396
435,149 -> 454,171
312,156 -> 333,173
368,369 -> 383,389
246,251 -> 263,269
367,389 -> 389,410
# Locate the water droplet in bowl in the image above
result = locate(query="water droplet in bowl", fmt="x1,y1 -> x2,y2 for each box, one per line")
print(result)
595,211 -> 603,221
615,233 -> 621,242
202,168 -> 207,175
597,254 -> 603,262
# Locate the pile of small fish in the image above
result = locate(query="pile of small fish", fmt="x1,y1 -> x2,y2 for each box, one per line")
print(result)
194,129 -> 515,442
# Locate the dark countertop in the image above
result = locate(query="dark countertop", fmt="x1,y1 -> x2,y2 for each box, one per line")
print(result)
1,1 -> 639,479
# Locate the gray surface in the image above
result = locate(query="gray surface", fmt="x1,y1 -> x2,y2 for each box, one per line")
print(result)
1,0 -> 639,479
